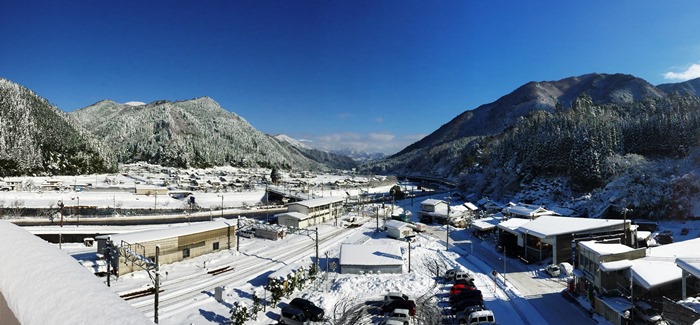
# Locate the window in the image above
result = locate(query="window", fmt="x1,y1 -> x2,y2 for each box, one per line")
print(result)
183,248 -> 190,258
213,242 -> 220,250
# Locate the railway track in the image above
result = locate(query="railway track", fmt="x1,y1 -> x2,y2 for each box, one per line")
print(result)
120,226 -> 350,318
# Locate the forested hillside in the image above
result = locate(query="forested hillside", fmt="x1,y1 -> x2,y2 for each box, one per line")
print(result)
71,98 -> 337,170
0,79 -> 116,176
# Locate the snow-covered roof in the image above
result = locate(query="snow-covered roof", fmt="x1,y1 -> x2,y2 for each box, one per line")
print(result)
496,218 -> 531,234
463,202 -> 479,211
385,219 -> 410,230
676,258 -> 700,279
0,221 -> 152,324
503,204 -> 558,218
579,240 -> 638,255
517,216 -> 626,238
420,198 -> 445,206
600,260 -> 633,272
597,296 -> 633,314
95,220 -> 233,245
286,196 -> 344,208
339,244 -> 403,266
631,237 -> 700,290
275,211 -> 310,221
472,217 -> 501,231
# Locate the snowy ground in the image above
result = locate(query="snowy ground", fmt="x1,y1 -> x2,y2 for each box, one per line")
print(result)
17,170 -> 700,324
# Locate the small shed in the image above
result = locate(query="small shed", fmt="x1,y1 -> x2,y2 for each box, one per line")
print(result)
339,244 -> 403,274
276,212 -> 313,229
385,220 -> 412,240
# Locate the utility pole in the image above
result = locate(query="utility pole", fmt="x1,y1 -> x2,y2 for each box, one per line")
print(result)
315,227 -> 319,275
376,206 -> 379,232
236,217 -> 241,252
59,200 -> 64,249
407,238 -> 412,273
503,246 -> 507,283
445,196 -> 452,251
154,245 -> 160,324
220,195 -> 224,219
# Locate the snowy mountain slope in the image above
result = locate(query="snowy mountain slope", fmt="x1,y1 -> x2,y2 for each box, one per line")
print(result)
657,77 -> 700,97
70,98 -> 332,170
271,134 -> 358,170
391,73 -> 664,160
0,78 -> 116,176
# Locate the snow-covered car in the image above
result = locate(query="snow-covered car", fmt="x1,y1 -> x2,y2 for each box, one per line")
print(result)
383,291 -> 410,302
544,264 -> 560,277
384,308 -> 411,325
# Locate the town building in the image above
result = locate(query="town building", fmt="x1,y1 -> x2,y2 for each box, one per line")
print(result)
95,220 -> 235,276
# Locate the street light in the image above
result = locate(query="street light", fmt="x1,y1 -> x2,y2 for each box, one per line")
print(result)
406,237 -> 412,273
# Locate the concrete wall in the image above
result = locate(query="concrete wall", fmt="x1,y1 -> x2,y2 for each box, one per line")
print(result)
341,264 -> 403,274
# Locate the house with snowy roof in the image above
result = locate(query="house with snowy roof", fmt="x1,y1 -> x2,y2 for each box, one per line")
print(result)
417,198 -> 450,224
95,220 -> 235,276
502,203 -> 559,219
276,211 -> 314,229
497,216 -> 629,264
286,196 -> 344,225
572,237 -> 700,325
339,244 -> 404,274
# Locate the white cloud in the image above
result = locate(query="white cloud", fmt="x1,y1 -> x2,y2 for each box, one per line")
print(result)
337,113 -> 353,119
373,117 -> 384,123
663,63 -> 700,81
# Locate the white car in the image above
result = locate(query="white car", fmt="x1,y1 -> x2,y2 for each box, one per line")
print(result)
544,264 -> 560,277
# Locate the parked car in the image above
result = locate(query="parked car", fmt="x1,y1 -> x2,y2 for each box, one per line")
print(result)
444,268 -> 460,281
457,308 -> 495,325
544,264 -> 560,277
633,301 -> 662,323
279,306 -> 309,325
383,291 -> 410,302
384,308 -> 411,325
450,283 -> 468,297
453,271 -> 474,283
450,290 -> 484,314
289,298 -> 325,321
381,299 -> 416,316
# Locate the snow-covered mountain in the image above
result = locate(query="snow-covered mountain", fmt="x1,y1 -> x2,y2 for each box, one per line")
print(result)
0,78 -> 116,176
271,134 -> 358,170
329,148 -> 387,162
70,98 -> 337,170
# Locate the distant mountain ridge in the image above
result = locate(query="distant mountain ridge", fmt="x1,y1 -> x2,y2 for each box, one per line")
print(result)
70,98 -> 344,170
271,134 -> 358,170
372,73 -> 697,176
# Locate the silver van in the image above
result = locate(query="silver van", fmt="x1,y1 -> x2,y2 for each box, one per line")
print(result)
279,306 -> 309,325
454,271 -> 474,283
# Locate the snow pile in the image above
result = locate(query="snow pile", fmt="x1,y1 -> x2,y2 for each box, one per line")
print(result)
0,221 -> 152,325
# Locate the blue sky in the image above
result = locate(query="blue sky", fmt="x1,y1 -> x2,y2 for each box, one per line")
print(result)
2,1 -> 700,154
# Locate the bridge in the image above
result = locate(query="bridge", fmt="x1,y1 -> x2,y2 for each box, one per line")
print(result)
397,175 -> 457,188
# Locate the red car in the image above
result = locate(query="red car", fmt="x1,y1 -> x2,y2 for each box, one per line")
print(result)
450,283 -> 468,296
381,299 -> 416,316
